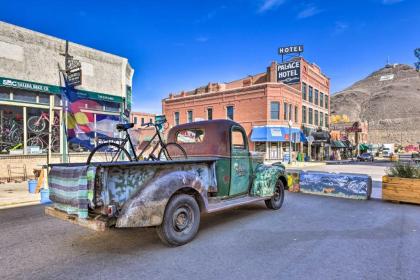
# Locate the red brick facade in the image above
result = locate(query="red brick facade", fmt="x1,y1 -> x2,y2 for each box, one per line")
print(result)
162,57 -> 330,160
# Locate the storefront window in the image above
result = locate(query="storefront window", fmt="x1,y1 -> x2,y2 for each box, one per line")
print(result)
13,90 -> 37,103
255,142 -> 266,153
0,89 -> 10,101
103,101 -> 120,113
0,105 -> 23,154
38,93 -> 50,105
54,95 -> 62,107
26,108 -> 50,154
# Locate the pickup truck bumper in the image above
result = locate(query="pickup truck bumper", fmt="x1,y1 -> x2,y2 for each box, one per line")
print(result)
45,207 -> 114,232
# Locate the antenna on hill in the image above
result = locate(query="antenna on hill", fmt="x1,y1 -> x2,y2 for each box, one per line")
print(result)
385,56 -> 392,68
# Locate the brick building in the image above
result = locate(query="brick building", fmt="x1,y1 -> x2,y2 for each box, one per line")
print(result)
162,57 -> 330,161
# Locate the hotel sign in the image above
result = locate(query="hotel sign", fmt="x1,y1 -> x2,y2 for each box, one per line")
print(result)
277,61 -> 301,84
278,45 -> 304,55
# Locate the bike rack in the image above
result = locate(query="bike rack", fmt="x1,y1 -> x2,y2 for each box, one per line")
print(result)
7,164 -> 27,182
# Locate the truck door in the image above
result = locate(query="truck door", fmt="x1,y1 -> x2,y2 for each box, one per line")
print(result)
229,126 -> 251,196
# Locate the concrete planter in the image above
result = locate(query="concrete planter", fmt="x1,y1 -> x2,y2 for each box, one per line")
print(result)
382,176 -> 420,204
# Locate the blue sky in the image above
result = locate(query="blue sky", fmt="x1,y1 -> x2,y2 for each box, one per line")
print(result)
1,0 -> 419,113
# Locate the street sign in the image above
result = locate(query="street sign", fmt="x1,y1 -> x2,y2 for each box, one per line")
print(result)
66,58 -> 81,71
277,60 -> 301,84
307,136 -> 314,143
67,69 -> 82,87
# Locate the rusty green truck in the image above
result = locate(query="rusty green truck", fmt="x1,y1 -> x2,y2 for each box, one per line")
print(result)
46,120 -> 288,246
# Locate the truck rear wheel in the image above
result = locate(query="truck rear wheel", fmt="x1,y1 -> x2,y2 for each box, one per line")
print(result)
265,179 -> 284,210
156,194 -> 200,246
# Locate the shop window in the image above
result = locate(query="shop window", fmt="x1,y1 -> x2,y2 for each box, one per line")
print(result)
103,101 -> 120,113
187,110 -> 193,123
174,112 -> 179,125
207,108 -> 213,120
54,95 -> 62,107
177,129 -> 205,143
13,90 -> 36,103
255,142 -> 266,153
270,102 -> 280,120
302,83 -> 307,100
315,89 -> 319,105
0,105 -> 23,154
302,106 -> 307,124
309,108 -> 313,124
38,93 -> 50,105
308,86 -> 313,103
226,106 -> 234,120
0,90 -> 10,101
27,108 -> 50,154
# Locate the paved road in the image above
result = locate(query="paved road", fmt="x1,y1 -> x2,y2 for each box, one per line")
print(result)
1,193 -> 420,280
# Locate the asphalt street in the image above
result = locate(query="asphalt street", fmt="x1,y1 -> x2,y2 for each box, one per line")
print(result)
1,192 -> 420,280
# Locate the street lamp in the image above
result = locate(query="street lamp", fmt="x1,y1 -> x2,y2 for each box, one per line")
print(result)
288,119 -> 292,164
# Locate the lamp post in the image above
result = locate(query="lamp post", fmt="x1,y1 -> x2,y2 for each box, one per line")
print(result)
288,120 -> 292,164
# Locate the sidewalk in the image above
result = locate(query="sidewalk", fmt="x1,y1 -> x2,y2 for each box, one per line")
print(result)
264,160 -> 326,168
0,181 -> 40,209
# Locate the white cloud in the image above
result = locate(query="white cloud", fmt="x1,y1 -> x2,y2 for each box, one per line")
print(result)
258,0 -> 286,13
297,4 -> 322,19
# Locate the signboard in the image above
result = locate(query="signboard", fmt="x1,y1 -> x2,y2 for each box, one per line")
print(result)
379,74 -> 394,81
66,69 -> 82,87
66,59 -> 82,71
278,45 -> 304,55
277,60 -> 301,84
270,128 -> 282,137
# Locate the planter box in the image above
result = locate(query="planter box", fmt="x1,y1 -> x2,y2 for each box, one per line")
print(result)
382,176 -> 420,204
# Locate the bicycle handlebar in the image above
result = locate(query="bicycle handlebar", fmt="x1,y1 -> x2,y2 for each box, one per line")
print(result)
142,119 -> 166,128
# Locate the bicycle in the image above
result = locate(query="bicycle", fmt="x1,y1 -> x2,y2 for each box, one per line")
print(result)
86,118 -> 187,164
27,112 -> 59,133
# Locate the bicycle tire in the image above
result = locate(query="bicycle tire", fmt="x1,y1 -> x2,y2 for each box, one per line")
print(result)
87,142 -> 132,164
27,116 -> 46,133
158,142 -> 187,161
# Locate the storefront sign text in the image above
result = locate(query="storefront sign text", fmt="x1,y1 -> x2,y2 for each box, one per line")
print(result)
278,45 -> 304,55
277,61 -> 301,84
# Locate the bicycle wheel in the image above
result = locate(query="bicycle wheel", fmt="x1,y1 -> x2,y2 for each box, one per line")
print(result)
27,116 -> 46,133
158,142 -> 187,161
87,142 -> 132,164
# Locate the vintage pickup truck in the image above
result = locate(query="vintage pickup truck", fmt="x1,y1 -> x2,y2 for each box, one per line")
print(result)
46,120 -> 288,246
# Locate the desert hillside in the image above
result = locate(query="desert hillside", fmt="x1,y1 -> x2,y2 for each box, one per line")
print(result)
331,64 -> 420,145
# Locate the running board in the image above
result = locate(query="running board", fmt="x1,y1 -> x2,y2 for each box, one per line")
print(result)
206,196 -> 268,213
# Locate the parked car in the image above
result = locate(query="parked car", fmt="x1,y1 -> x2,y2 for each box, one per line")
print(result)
45,120 -> 288,246
358,152 -> 374,162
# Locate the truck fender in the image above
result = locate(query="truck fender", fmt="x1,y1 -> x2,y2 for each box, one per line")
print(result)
116,171 -> 209,228
250,163 -> 286,197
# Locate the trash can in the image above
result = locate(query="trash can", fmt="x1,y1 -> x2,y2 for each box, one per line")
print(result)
40,188 -> 52,204
28,180 -> 37,193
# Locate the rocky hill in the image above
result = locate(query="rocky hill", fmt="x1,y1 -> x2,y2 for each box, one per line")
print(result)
331,64 -> 420,145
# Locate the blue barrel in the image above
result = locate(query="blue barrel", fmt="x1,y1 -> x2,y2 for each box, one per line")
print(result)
28,180 -> 37,193
40,188 -> 52,204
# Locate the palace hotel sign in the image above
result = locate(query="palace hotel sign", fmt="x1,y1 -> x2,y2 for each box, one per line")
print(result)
277,45 -> 303,85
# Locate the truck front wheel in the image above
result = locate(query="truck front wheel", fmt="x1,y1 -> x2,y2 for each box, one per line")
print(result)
265,179 -> 285,210
156,194 -> 200,246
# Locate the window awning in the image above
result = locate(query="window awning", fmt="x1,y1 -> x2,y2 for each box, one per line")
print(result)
250,126 -> 306,143
331,140 -> 347,148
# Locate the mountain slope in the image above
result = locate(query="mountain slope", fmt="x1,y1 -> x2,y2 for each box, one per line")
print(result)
331,64 -> 420,145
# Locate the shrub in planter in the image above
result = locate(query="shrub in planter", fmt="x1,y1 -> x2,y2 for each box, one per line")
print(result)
383,162 -> 420,204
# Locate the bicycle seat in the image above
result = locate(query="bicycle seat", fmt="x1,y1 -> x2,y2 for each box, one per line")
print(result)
116,123 -> 134,131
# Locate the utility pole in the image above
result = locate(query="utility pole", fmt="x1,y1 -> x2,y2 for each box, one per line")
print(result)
288,120 -> 292,164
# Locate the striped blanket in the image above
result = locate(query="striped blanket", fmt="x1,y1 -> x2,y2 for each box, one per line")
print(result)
48,165 -> 96,219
